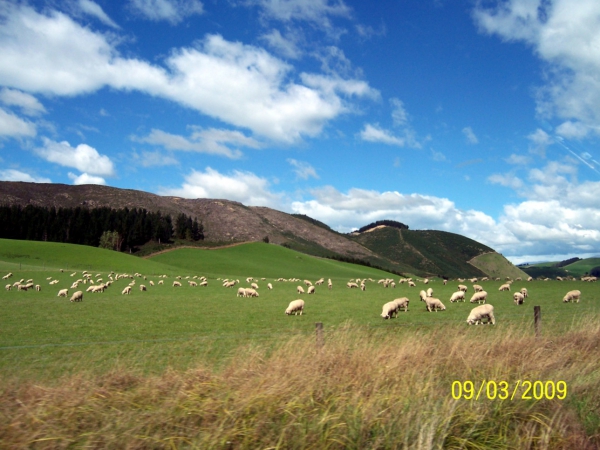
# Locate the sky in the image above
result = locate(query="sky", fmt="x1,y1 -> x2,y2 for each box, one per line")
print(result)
1,0 -> 600,264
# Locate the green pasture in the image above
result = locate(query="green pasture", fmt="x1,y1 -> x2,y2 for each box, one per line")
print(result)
563,257 -> 600,276
1,239 -> 599,383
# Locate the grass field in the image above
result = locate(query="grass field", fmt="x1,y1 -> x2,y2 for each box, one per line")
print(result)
1,239 -> 600,448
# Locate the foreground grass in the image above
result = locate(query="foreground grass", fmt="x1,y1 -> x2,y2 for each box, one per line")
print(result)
1,322 -> 599,449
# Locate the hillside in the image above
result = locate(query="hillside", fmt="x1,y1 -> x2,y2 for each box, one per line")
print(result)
0,181 -> 525,278
468,252 -> 530,280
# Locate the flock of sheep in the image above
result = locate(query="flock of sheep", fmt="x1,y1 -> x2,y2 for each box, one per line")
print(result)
2,270 -> 592,324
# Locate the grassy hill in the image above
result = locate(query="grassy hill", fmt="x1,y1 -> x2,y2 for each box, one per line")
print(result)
468,252 -> 530,279
519,257 -> 600,278
563,257 -> 600,277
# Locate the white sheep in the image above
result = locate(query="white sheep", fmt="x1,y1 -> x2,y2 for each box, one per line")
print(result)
408,281 -> 416,287
267,283 -> 273,290
360,283 -> 366,291
199,281 -> 208,287
303,280 -> 313,287
381,301 -> 399,319
473,284 -> 483,292
393,297 -> 410,312
563,290 -> 581,303
443,279 -> 448,285
458,284 -> 468,292
347,282 -> 359,289
245,288 -> 259,298
328,279 -> 332,290
426,287 -> 433,297
498,283 -> 511,291
419,290 -> 428,302
91,285 -> 105,293
315,278 -> 324,285
251,282 -> 259,290
297,285 -> 305,294
466,304 -> 495,325
122,286 -> 132,295
140,285 -> 147,291
173,281 -> 182,287
285,299 -> 305,315
513,292 -> 524,305
69,291 -> 83,302
5,284 -> 12,291
527,277 -> 533,282
520,287 -> 528,298
188,281 -> 198,287
237,287 -> 247,297
470,291 -> 488,304
307,285 -> 315,294
35,285 -> 41,292
158,280 -> 164,285
150,280 -> 155,286
423,278 -> 429,284
57,288 -> 69,297
2,272 -> 13,280
449,291 -> 465,303
423,297 -> 446,312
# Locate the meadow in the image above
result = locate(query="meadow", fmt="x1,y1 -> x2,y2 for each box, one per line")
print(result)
1,238 -> 599,448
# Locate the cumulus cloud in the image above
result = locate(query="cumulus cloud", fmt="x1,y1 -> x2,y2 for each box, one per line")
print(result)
0,88 -> 46,116
488,172 -> 524,190
527,128 -> 553,157
0,4 -> 376,143
505,153 -> 531,165
260,29 -> 302,59
132,128 -> 261,159
0,107 -> 36,137
68,172 -> 107,185
390,98 -> 408,126
473,0 -> 600,137
250,0 -> 351,27
129,0 -> 203,24
35,138 -> 115,176
359,123 -> 406,146
462,126 -> 478,144
77,0 -> 119,28
158,167 -> 284,207
288,158 -> 319,180
0,169 -> 51,183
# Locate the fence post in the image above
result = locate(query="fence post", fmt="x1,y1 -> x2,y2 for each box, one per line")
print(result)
534,306 -> 541,337
315,322 -> 323,350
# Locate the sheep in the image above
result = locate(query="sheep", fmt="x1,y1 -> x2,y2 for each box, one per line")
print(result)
5,284 -> 11,291
449,291 -> 465,303
470,291 -> 488,304
303,280 -> 313,287
328,279 -> 332,290
188,281 -> 198,287
86,285 -> 95,292
91,285 -> 105,293
251,282 -> 259,290
360,283 -> 366,291
315,278 -> 324,286
49,279 -> 59,285
173,281 -> 182,287
467,304 -> 495,325
285,299 -> 305,315
473,284 -> 483,292
426,287 -> 433,297
149,280 -> 155,286
527,277 -> 533,282
393,297 -> 410,312
245,288 -> 259,298
223,281 -> 236,288
246,277 -> 254,283
563,290 -> 581,303
17,284 -> 28,291
69,291 -> 83,302
307,285 -> 315,294
423,278 -> 429,284
347,282 -> 359,289
140,285 -> 147,291
122,286 -> 132,295
419,290 -> 428,302
267,283 -> 273,290
158,280 -> 164,285
498,283 -> 511,291
35,285 -> 41,292
2,272 -> 13,280
381,301 -> 399,319
443,279 -> 448,285
513,292 -> 524,305
57,288 -> 69,297
297,285 -> 305,294
408,281 -> 416,287
237,287 -> 247,297
199,281 -> 208,287
520,288 -> 528,298
423,297 -> 446,312
458,284 -> 468,292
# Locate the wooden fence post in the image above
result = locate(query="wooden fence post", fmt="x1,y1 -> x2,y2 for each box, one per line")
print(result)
534,306 -> 541,337
316,322 -> 323,350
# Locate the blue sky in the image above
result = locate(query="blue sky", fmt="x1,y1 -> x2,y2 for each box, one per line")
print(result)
1,0 -> 600,264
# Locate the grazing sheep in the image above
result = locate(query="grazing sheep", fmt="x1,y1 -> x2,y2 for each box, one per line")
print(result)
408,281 -> 416,287
5,284 -> 11,291
360,283 -> 366,291
173,281 -> 182,287
303,280 -> 313,287
91,285 -> 105,293
419,290 -> 428,302
244,288 -> 259,298
199,281 -> 208,287
307,285 -> 315,294
347,282 -> 359,289
122,286 -> 132,295
443,279 -> 448,285
381,301 -> 399,319
57,289 -> 69,297
297,285 -> 305,294
423,278 -> 429,284
69,291 -> 83,302
267,283 -> 273,290
140,285 -> 147,291
393,297 -> 410,312
423,297 -> 446,312
520,288 -> 528,298
328,279 -> 332,290
498,283 -> 511,291
251,282 -> 259,290
473,284 -> 483,292
527,277 -> 533,282
426,287 -> 433,297
35,285 -> 41,292
513,292 -> 524,305
315,278 -> 324,285
470,291 -> 488,304
237,287 -> 247,297
449,291 -> 465,303
563,290 -> 581,303
285,299 -> 305,315
17,284 -> 28,291
188,281 -> 198,287
2,273 -> 13,280
149,280 -> 155,286
458,284 -> 468,292
467,304 -> 495,325
158,280 -> 164,285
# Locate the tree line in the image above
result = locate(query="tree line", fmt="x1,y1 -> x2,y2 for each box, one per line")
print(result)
0,204 -> 203,252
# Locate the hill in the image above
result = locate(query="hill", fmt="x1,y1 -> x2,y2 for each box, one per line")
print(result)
0,181 -> 524,279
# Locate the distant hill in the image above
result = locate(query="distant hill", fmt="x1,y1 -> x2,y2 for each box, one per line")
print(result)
0,181 -> 525,279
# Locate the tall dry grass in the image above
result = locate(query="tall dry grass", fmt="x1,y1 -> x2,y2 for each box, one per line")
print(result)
1,321 -> 599,449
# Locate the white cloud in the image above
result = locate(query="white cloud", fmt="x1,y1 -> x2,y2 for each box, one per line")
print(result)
288,158 -> 319,180
0,88 -> 46,116
390,98 -> 408,126
0,5 -> 376,143
35,138 -> 115,176
132,150 -> 179,167
260,29 -> 302,59
78,0 -> 119,28
0,169 -> 51,183
474,0 -> 600,136
68,172 -> 107,185
158,167 -> 284,207
359,123 -> 406,146
251,0 -> 351,26
527,128 -> 552,157
488,172 -> 524,190
505,153 -> 531,165
555,120 -> 591,139
462,126 -> 478,144
430,150 -> 446,162
0,107 -> 36,137
132,127 -> 260,159
129,0 -> 204,24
